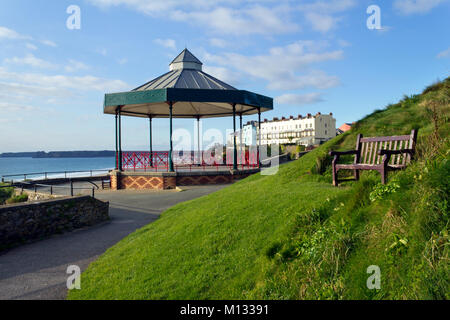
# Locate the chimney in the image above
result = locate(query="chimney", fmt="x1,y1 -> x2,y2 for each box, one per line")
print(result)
290,115 -> 294,119
264,118 -> 268,122
298,114 -> 302,119
282,116 -> 286,120
307,113 -> 312,118
329,112 -> 333,116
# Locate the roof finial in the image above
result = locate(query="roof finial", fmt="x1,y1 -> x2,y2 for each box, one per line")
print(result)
169,48 -> 203,71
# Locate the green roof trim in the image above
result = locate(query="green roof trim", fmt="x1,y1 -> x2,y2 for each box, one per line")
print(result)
104,89 -> 167,108
104,88 -> 273,111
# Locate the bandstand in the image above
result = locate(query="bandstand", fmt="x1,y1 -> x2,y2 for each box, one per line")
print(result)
104,49 -> 273,189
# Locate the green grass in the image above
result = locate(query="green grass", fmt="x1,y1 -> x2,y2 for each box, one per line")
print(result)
0,183 -> 14,205
69,77 -> 449,300
5,193 -> 28,204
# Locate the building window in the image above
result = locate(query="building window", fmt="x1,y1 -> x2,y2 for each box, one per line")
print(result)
325,130 -> 327,135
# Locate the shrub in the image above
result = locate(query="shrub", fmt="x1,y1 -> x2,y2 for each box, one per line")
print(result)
0,186 -> 14,204
5,194 -> 29,204
369,181 -> 401,202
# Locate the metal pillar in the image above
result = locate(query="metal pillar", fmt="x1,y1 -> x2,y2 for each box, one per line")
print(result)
169,102 -> 174,172
115,110 -> 118,170
239,113 -> 243,166
258,107 -> 261,167
118,106 -> 122,171
232,104 -> 237,171
149,116 -> 153,167
196,116 -> 201,165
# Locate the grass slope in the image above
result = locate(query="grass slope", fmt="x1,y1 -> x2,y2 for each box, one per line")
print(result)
70,78 -> 449,300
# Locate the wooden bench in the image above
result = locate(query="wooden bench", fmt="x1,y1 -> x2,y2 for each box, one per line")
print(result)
329,129 -> 418,186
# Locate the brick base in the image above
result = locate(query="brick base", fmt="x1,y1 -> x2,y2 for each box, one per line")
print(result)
177,175 -> 231,186
110,169 -> 259,190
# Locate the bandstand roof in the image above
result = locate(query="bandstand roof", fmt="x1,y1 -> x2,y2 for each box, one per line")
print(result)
103,49 -> 273,119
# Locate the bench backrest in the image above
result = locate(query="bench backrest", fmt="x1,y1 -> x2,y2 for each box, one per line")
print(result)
355,129 -> 417,166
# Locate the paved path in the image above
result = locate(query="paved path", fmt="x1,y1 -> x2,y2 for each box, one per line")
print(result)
0,185 -> 228,300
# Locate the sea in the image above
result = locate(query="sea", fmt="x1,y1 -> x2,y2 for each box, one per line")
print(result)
0,157 -> 115,181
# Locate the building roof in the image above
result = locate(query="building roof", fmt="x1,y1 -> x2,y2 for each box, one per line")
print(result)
133,69 -> 237,91
338,123 -> 353,132
170,48 -> 203,65
261,112 -> 334,123
134,49 -> 235,90
103,49 -> 273,119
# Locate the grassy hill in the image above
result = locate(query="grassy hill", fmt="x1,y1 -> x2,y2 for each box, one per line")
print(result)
69,78 -> 449,300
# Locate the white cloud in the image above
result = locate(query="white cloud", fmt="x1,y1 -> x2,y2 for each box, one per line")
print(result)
88,0 -> 238,15
0,81 -> 70,99
297,0 -> 357,13
117,58 -> 128,65
171,5 -> 298,35
275,92 -> 324,105
209,38 -> 229,48
154,38 -> 176,49
393,0 -> 446,15
0,102 -> 38,112
88,1 -> 298,36
40,39 -> 57,47
0,26 -> 31,40
268,71 -> 340,91
0,67 -> 129,92
25,43 -> 38,50
203,66 -> 240,86
337,39 -> 351,47
4,53 -> 57,69
437,47 -> 450,58
298,0 -> 356,33
204,41 -> 343,90
96,48 -> 108,56
305,12 -> 340,33
65,59 -> 90,72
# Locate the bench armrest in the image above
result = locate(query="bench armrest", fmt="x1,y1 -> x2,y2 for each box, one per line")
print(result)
329,150 -> 358,157
378,149 -> 414,156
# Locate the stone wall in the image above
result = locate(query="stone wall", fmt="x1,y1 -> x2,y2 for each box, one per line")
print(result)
0,196 -> 109,251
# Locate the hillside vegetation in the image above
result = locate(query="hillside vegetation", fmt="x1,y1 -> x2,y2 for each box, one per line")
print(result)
69,78 -> 449,300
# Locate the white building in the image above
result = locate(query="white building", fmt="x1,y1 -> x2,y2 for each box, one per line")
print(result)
229,112 -> 336,147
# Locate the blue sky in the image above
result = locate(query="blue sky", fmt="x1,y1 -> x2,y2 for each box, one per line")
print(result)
0,0 -> 449,152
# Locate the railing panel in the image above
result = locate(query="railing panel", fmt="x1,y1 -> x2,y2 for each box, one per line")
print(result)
121,151 -> 259,172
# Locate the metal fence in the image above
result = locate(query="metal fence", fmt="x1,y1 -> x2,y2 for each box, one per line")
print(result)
1,169 -> 111,183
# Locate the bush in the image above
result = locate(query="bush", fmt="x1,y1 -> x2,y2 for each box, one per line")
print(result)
296,145 -> 305,153
5,194 -> 28,204
0,186 -> 14,204
369,181 -> 401,202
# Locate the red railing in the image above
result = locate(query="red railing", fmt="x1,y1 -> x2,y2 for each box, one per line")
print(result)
120,151 -> 259,172
121,151 -> 169,172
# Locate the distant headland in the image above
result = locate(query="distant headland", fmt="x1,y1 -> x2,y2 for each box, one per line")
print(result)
0,151 -> 116,158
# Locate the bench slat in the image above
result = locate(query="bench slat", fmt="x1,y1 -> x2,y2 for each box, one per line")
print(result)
362,142 -> 369,163
388,140 -> 393,165
360,135 -> 411,143
374,141 -> 379,164
392,140 -> 398,165
401,140 -> 408,166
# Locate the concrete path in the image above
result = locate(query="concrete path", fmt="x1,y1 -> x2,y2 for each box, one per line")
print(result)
0,185 -> 228,300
